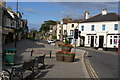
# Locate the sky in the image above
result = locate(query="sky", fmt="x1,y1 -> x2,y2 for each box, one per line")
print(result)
6,2 -> 118,31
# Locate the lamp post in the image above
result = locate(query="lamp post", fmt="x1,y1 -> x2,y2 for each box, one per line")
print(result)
15,0 -> 18,47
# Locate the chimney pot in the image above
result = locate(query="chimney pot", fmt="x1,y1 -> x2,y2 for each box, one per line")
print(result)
102,8 -> 107,15
84,10 -> 89,20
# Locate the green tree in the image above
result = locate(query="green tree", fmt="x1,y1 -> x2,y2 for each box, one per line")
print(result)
39,20 -> 56,33
28,28 -> 38,38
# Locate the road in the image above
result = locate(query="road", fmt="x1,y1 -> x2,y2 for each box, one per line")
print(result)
78,47 -> 119,79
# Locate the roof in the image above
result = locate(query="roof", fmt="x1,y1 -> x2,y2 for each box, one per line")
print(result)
7,11 -> 15,19
69,19 -> 83,23
80,12 -> 120,23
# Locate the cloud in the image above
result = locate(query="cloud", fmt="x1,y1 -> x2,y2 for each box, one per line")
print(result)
23,8 -> 39,13
57,2 -> 118,14
6,0 -> 120,2
28,22 -> 43,31
62,11 -> 83,19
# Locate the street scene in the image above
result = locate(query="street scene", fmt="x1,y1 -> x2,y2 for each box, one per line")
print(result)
0,1 -> 120,80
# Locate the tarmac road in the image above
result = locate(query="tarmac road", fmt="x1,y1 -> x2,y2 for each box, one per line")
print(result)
78,47 -> 118,79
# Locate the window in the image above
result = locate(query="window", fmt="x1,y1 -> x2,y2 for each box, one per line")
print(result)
119,36 -> 120,43
59,30 -> 61,33
70,30 -> 73,36
110,36 -> 112,44
81,26 -> 84,31
64,30 -> 67,34
91,25 -> 95,31
114,24 -> 118,30
114,36 -> 118,44
102,25 -> 105,31
72,24 -> 74,27
95,36 -> 97,44
110,39 -> 112,44
88,36 -> 90,44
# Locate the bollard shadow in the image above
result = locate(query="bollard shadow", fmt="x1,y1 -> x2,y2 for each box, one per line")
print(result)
74,58 -> 80,62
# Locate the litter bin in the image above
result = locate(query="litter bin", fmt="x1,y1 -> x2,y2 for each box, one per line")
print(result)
4,49 -> 16,66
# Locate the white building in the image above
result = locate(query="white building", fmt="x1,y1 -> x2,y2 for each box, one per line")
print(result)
78,9 -> 120,50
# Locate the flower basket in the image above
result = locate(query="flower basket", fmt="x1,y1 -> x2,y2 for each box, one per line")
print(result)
56,54 -> 64,61
64,55 -> 74,62
56,51 -> 75,62
56,51 -> 64,61
61,44 -> 73,52
63,52 -> 75,62
62,47 -> 71,52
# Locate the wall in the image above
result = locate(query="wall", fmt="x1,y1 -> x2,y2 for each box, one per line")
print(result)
78,21 -> 119,48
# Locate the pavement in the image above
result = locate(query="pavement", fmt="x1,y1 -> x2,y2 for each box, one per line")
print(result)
2,39 -> 86,79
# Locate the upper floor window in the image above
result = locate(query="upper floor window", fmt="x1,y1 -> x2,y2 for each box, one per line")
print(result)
91,25 -> 95,31
72,24 -> 74,27
102,25 -> 105,31
64,30 -> 67,34
70,30 -> 73,36
59,30 -> 61,33
81,26 -> 84,31
114,24 -> 118,30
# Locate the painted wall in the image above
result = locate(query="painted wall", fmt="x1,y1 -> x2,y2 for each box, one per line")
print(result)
78,21 -> 119,48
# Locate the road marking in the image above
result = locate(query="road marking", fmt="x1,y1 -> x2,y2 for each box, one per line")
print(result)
81,51 -> 91,78
86,52 -> 100,80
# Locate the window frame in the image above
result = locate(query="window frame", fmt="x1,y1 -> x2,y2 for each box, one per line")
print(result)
70,30 -> 73,36
102,25 -> 106,31
114,24 -> 118,30
91,25 -> 95,31
81,26 -> 84,31
72,24 -> 74,27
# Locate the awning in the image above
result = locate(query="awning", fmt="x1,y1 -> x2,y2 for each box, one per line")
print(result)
2,28 -> 9,34
7,28 -> 14,33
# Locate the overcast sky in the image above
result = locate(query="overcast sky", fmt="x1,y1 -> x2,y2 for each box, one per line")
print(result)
6,2 -> 119,31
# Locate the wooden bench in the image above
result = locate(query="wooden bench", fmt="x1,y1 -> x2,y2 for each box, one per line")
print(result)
34,54 -> 46,69
11,54 -> 46,79
11,59 -> 35,79
31,49 -> 52,58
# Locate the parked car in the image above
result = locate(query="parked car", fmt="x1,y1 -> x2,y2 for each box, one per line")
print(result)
55,39 -> 60,42
47,39 -> 55,44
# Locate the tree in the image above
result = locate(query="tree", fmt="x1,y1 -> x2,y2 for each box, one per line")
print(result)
39,20 -> 56,33
28,28 -> 38,38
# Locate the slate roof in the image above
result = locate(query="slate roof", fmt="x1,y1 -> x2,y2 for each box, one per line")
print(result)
69,19 -> 83,23
80,12 -> 120,23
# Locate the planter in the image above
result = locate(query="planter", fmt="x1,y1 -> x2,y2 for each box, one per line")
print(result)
62,47 -> 71,52
64,55 -> 74,62
56,54 -> 64,61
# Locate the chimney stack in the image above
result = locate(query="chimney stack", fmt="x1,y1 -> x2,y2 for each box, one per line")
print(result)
84,10 -> 89,20
102,8 -> 107,15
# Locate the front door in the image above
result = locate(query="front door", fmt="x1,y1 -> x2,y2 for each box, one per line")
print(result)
99,36 -> 104,48
90,36 -> 94,47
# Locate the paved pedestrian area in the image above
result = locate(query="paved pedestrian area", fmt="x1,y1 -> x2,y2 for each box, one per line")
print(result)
2,39 -> 86,79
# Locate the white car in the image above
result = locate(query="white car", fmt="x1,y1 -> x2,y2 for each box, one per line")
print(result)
47,39 -> 55,44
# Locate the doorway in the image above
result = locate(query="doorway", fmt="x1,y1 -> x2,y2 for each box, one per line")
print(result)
90,36 -> 94,47
99,36 -> 104,48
